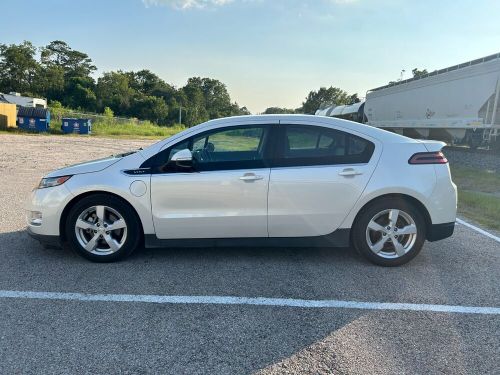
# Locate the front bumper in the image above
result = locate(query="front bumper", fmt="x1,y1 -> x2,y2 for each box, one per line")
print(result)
25,184 -> 74,237
27,227 -> 61,248
427,222 -> 455,242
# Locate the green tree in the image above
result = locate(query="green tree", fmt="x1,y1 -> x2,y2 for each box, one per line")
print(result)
35,64 -> 65,100
96,71 -> 134,115
40,40 -> 97,109
231,104 -> 251,116
49,100 -> 65,122
263,107 -> 297,114
126,70 -> 173,97
181,82 -> 209,126
301,86 -> 357,114
1,39 -> 251,125
166,90 -> 188,125
412,68 -> 428,78
131,95 -> 169,124
97,70 -> 173,124
103,106 -> 114,118
41,40 -> 96,79
0,41 -> 40,95
348,93 -> 360,104
185,77 -> 233,119
65,76 -> 96,110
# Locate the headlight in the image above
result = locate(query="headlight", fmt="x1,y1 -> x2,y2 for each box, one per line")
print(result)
38,175 -> 72,189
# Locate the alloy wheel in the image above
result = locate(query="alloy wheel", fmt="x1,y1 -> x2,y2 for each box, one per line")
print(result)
74,205 -> 128,255
365,209 -> 418,259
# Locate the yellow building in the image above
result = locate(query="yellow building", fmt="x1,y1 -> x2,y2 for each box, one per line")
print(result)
0,102 -> 17,129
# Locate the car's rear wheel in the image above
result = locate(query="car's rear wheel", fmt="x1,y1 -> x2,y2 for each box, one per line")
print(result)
352,198 -> 426,266
66,194 -> 141,262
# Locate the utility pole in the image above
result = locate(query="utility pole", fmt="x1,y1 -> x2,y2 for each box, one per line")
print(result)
179,105 -> 182,125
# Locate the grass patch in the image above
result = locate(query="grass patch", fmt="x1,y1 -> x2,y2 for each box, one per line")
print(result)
91,120 -> 184,139
1,119 -> 186,139
457,190 -> 500,231
450,166 -> 500,230
450,166 -> 500,193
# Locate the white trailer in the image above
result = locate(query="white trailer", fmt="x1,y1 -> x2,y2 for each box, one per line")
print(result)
364,53 -> 500,147
0,92 -> 47,109
316,53 -> 500,148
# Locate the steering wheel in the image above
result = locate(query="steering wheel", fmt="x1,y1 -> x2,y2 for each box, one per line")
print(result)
194,142 -> 215,162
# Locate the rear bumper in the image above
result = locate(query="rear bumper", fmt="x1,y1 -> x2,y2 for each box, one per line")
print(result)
427,222 -> 455,242
27,227 -> 61,248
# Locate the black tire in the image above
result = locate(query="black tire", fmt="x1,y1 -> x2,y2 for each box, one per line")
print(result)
352,198 -> 426,266
66,194 -> 141,262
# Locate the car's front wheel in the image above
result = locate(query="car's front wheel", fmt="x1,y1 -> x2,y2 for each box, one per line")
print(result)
66,194 -> 141,262
352,198 -> 426,266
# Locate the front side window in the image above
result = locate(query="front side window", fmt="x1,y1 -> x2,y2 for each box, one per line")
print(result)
191,127 -> 265,164
276,125 -> 374,167
142,125 -> 271,173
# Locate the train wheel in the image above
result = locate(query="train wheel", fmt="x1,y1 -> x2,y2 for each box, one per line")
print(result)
465,129 -> 483,149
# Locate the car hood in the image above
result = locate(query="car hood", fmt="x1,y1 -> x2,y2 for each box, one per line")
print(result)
45,155 -> 123,178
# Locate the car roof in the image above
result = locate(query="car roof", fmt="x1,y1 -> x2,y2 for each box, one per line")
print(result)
205,114 -> 415,143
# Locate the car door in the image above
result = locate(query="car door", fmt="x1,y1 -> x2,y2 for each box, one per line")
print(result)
268,122 -> 379,237
149,124 -> 273,239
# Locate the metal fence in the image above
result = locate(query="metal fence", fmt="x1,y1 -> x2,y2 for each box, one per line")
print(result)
50,109 -> 149,125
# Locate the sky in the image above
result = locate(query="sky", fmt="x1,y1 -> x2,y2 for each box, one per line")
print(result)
2,0 -> 500,113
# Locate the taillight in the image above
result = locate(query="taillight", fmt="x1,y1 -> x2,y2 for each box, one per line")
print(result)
408,151 -> 448,164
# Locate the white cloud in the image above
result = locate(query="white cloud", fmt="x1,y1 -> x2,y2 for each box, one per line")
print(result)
143,0 -> 234,9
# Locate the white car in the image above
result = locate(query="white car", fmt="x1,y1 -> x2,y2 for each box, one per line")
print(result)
26,115 -> 457,266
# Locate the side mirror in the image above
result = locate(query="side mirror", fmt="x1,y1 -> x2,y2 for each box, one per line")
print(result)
170,149 -> 193,168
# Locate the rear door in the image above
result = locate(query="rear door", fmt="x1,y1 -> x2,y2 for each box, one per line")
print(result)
268,122 -> 379,237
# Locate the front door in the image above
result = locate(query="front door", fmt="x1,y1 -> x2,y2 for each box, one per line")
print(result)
150,124 -> 273,239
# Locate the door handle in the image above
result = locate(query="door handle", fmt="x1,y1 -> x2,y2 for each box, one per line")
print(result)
240,173 -> 264,182
339,168 -> 363,177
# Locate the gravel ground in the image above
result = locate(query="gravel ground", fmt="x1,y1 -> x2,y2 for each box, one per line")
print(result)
0,134 -> 499,374
444,147 -> 500,172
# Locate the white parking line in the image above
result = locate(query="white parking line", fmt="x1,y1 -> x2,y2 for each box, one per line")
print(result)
0,290 -> 498,315
456,218 -> 500,243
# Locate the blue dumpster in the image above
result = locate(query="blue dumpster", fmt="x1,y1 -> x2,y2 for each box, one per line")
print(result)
17,107 -> 50,132
61,118 -> 92,134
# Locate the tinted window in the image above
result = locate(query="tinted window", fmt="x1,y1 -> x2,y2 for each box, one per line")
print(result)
191,127 -> 265,163
276,125 -> 374,167
141,125 -> 271,173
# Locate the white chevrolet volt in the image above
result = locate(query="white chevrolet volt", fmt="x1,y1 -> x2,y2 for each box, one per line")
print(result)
26,115 -> 457,266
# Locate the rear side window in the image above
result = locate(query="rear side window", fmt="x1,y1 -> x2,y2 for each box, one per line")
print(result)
275,125 -> 374,167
